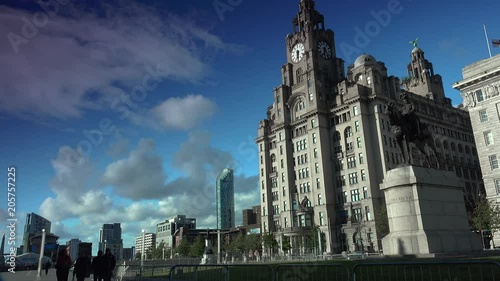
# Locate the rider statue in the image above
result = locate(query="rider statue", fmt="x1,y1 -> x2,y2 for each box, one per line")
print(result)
400,92 -> 420,137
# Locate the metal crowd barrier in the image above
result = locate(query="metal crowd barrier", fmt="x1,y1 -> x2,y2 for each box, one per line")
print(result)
275,264 -> 350,281
168,264 -> 274,281
352,260 -> 500,281
119,260 -> 500,281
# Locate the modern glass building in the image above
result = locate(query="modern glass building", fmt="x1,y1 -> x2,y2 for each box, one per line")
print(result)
216,168 -> 235,229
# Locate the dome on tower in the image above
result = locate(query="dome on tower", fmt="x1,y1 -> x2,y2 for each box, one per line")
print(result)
353,53 -> 377,68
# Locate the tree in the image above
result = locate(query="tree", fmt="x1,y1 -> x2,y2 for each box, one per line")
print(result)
189,236 -> 206,257
175,238 -> 191,257
472,199 -> 500,233
374,205 -> 390,238
244,234 -> 261,253
281,235 -> 291,252
262,233 -> 278,256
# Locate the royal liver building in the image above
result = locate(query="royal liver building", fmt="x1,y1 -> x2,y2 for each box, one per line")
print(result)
256,0 -> 483,254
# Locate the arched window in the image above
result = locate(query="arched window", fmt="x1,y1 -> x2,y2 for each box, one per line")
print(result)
458,144 -> 463,153
344,127 -> 353,138
333,131 -> 341,142
465,145 -> 470,154
450,142 -> 456,152
435,139 -> 441,149
443,140 -> 449,150
296,68 -> 303,83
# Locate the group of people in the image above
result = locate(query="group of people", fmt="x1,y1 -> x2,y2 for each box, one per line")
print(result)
55,248 -> 116,281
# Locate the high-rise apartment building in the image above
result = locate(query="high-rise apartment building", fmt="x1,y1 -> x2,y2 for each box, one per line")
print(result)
135,233 -> 156,257
99,223 -> 123,260
453,53 -> 500,245
216,168 -> 235,229
23,213 -> 51,253
256,0 -> 482,254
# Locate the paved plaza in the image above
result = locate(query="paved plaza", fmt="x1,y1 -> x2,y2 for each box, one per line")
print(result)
0,269 -> 57,281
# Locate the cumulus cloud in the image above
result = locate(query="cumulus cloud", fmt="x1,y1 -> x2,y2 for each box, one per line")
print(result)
0,2 -> 242,120
129,95 -> 217,131
101,139 -> 168,199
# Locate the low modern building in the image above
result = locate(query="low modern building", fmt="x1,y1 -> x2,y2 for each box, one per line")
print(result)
23,213 -> 51,253
241,205 -> 261,234
156,215 -> 196,254
453,53 -> 500,246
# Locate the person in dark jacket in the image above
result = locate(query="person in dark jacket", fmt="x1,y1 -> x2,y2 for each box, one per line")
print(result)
102,248 -> 116,281
91,251 -> 105,281
56,248 -> 72,281
73,252 -> 92,281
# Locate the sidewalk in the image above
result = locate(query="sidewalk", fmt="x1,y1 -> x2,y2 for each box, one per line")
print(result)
0,269 -> 56,281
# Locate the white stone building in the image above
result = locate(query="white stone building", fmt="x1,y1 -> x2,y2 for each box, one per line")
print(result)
256,0 -> 483,254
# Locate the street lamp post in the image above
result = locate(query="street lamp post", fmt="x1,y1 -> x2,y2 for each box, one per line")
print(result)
36,229 -> 46,279
141,230 -> 145,267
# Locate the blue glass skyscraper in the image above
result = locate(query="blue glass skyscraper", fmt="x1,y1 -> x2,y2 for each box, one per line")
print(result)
216,168 -> 235,229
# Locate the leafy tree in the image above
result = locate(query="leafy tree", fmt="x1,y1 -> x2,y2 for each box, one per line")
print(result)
151,241 -> 166,259
281,235 -> 291,252
175,238 -> 191,257
262,233 -> 278,255
244,234 -> 261,253
472,199 -> 500,233
189,236 -> 206,257
374,205 -> 390,238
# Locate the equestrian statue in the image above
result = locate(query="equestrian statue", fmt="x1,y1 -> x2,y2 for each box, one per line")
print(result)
384,93 -> 440,169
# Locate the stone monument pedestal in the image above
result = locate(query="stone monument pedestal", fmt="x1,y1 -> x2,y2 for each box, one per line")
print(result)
381,166 -> 482,256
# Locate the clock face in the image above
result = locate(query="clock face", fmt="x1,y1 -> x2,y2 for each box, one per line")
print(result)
291,43 -> 305,63
318,41 -> 332,59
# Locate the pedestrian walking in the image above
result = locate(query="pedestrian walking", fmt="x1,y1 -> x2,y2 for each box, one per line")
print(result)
73,252 -> 92,281
56,248 -> 72,281
101,248 -> 116,281
91,250 -> 105,281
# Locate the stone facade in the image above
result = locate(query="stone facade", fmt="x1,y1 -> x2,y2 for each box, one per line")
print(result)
381,166 -> 482,255
453,54 -> 500,246
256,0 -> 483,254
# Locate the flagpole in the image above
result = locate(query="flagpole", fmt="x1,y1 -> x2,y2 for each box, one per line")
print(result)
484,24 -> 492,58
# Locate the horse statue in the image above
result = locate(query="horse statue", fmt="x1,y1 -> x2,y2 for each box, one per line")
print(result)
384,98 -> 440,169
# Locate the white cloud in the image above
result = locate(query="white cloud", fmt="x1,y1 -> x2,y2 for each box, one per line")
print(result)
0,3 -> 241,120
128,95 -> 217,131
101,139 -> 168,199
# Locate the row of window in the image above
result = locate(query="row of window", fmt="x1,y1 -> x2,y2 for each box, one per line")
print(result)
337,186 -> 369,203
340,206 -> 371,224
336,170 -> 367,186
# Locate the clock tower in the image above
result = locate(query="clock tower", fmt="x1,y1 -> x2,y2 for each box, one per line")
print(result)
257,0 -> 344,255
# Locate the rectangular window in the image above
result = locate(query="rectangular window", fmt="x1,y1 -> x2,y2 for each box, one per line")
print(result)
363,186 -> 368,198
341,210 -> 349,224
260,143 -> 263,152
347,156 -> 356,168
479,109 -> 489,123
350,189 -> 360,202
490,155 -> 499,170
316,178 -> 320,189
309,93 -> 314,100
496,179 -> 500,194
383,135 -> 387,145
353,208 -> 362,223
484,131 -> 494,146
318,193 -> 323,205
314,148 -> 318,159
349,172 -> 358,185
319,212 -> 325,226
361,169 -> 366,181
315,163 -> 320,173
263,207 -> 267,216
357,137 -> 362,148
311,118 -> 316,128
476,89 -> 485,102
279,132 -> 283,141
260,156 -> 263,164
313,133 -> 317,144
339,191 -> 347,203
353,106 -> 359,116
282,186 -> 286,196
359,152 -> 364,164
262,194 -> 265,202
355,120 -> 360,132
261,180 -> 264,190
365,206 -> 371,221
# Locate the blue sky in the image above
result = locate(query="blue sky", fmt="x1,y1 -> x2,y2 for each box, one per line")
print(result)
1,0 -> 499,254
